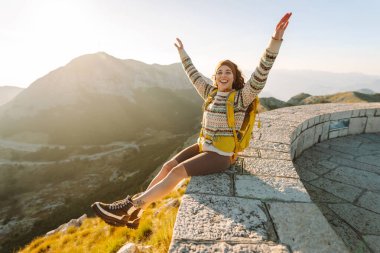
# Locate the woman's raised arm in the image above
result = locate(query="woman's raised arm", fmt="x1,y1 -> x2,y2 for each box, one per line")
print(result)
236,12 -> 292,108
175,38 -> 216,100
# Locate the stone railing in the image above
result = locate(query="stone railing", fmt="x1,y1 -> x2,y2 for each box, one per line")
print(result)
168,103 -> 380,253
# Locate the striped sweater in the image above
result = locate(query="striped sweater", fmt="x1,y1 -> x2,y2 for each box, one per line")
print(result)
179,37 -> 283,156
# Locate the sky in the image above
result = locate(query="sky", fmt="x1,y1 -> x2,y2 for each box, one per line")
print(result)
1,0 -> 380,88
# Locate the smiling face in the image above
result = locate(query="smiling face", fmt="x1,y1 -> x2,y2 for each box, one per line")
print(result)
215,65 -> 234,92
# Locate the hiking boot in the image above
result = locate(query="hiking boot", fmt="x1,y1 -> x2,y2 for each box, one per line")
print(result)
126,192 -> 145,229
91,195 -> 140,227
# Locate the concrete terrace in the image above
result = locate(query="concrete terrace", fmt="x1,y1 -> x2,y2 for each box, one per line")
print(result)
168,103 -> 380,253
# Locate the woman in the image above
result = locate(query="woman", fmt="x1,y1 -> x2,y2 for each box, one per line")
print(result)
91,12 -> 292,229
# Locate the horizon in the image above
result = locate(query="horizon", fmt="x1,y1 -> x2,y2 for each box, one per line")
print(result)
1,0 -> 380,88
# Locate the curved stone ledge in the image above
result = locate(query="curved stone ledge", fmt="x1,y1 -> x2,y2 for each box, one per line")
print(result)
169,103 -> 380,253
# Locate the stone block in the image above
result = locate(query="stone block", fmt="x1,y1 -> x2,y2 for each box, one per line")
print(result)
359,109 -> 366,117
314,123 -> 323,143
290,129 -> 297,143
295,132 -> 305,158
365,116 -> 380,133
307,117 -> 315,128
330,111 -> 352,120
168,241 -> 290,253
303,126 -> 316,150
172,194 -> 271,242
245,149 -> 292,161
348,117 -> 367,135
243,157 -> 298,178
260,130 -> 291,144
365,108 -> 376,117
321,114 -> 330,122
338,128 -> 348,137
290,140 -> 297,160
235,175 -> 311,202
267,202 -> 349,253
321,121 -> 330,142
351,109 -> 360,117
296,124 -> 302,136
301,120 -> 308,131
186,173 -> 232,196
314,115 -> 321,124
328,130 -> 339,139
248,140 -> 291,153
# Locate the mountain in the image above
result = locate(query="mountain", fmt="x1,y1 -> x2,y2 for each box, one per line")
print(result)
245,69 -> 380,101
0,86 -> 24,106
256,91 -> 380,112
0,52 -> 206,252
356,88 -> 375,94
0,52 -> 203,145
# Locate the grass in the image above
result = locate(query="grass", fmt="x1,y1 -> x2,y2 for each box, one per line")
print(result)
17,178 -> 190,253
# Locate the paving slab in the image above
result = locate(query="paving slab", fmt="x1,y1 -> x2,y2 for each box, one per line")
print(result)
323,166 -> 380,192
267,202 -> 349,253
308,177 -> 362,202
172,194 -> 273,243
243,157 -> 299,178
235,175 -> 311,202
323,134 -> 363,148
317,203 -> 373,253
328,156 -> 380,175
328,203 -> 380,234
301,148 -> 332,161
313,145 -> 355,160
302,182 -> 347,203
295,167 -> 319,182
248,140 -> 291,153
327,145 -> 375,157
168,241 -> 290,253
356,154 -> 380,167
356,190 -> 380,214
362,235 -> 380,253
185,173 -> 232,196
294,157 -> 333,175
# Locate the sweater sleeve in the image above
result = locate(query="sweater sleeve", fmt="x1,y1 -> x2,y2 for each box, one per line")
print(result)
178,48 -> 216,100
236,37 -> 283,109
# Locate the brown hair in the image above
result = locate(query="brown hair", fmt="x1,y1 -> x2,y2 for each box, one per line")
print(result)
212,60 -> 245,90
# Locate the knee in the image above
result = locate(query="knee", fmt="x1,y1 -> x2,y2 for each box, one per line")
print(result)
169,164 -> 189,179
161,159 -> 179,174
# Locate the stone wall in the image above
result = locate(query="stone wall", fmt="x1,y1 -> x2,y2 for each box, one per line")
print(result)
168,103 -> 380,253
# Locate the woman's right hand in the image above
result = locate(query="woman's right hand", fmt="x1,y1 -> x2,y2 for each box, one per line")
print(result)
174,37 -> 184,50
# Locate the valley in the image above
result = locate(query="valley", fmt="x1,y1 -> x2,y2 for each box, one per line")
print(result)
0,130 -> 196,253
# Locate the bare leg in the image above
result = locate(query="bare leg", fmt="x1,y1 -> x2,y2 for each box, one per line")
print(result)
133,164 -> 188,209
145,159 -> 178,191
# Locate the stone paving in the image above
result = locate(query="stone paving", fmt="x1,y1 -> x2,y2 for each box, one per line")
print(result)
168,103 -> 380,253
294,133 -> 380,253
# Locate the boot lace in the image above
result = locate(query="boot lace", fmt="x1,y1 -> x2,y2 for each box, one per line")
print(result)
109,197 -> 131,210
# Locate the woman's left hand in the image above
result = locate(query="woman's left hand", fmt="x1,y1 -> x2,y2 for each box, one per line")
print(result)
272,12 -> 292,40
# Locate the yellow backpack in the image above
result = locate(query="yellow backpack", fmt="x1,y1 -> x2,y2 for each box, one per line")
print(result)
199,89 -> 261,161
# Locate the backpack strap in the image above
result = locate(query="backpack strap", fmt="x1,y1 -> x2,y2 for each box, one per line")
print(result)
226,91 -> 239,160
198,89 -> 218,152
202,88 -> 218,112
